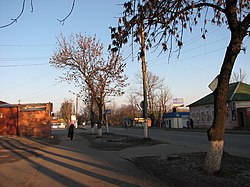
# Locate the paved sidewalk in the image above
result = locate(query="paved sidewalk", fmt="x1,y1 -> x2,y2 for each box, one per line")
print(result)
0,130 -> 169,187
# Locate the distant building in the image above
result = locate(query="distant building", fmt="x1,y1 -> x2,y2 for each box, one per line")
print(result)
163,112 -> 190,128
0,101 -> 53,137
71,114 -> 78,128
133,117 -> 152,127
123,117 -> 133,127
188,82 -> 250,129
51,118 -> 66,129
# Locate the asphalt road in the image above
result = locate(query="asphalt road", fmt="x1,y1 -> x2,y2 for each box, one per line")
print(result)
108,127 -> 250,158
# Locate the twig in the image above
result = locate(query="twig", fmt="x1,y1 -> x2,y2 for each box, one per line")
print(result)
57,0 -> 75,25
30,0 -> 34,12
0,0 -> 26,29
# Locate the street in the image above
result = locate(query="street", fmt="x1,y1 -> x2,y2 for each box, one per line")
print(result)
108,126 -> 250,158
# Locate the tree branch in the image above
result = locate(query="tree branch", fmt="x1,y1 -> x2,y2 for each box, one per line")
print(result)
0,0 -> 26,29
160,2 -> 225,27
57,0 -> 75,25
30,0 -> 34,12
242,12 -> 250,34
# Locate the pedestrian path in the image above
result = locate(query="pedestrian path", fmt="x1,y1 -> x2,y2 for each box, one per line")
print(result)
0,130 -> 168,187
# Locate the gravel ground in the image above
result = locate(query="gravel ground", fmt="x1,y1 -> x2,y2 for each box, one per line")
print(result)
83,132 -> 250,187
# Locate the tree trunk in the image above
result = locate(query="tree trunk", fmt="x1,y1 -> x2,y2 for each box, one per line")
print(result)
97,98 -> 104,137
90,98 -> 95,134
204,140 -> 224,172
203,26 -> 245,173
97,105 -> 103,136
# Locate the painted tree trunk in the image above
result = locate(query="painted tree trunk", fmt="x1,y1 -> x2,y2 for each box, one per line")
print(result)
91,127 -> 95,135
97,128 -> 102,137
204,140 -> 224,172
203,22 -> 245,173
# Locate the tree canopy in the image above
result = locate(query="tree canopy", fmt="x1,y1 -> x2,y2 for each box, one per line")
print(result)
110,0 -> 249,174
110,0 -> 249,57
50,33 -> 128,135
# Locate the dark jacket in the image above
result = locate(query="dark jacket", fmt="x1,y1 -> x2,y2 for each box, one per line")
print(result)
69,124 -> 74,134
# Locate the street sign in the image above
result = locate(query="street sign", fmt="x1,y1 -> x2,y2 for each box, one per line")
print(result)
173,98 -> 184,107
105,109 -> 112,114
140,101 -> 144,109
208,75 -> 219,91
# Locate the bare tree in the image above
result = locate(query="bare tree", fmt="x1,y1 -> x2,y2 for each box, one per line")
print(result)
127,89 -> 141,119
156,85 -> 172,114
230,68 -> 248,83
136,71 -> 167,116
154,85 -> 172,127
147,72 -> 164,115
50,33 -> 128,136
107,102 -> 141,126
60,99 -> 74,125
110,0 -> 250,173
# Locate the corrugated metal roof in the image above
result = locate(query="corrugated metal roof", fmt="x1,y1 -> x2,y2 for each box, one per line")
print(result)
188,82 -> 250,107
163,112 -> 190,118
230,82 -> 250,101
0,100 -> 9,105
0,103 -> 17,108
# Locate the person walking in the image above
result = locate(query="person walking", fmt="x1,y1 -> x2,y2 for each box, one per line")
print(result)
190,118 -> 194,129
68,123 -> 75,140
186,120 -> 190,129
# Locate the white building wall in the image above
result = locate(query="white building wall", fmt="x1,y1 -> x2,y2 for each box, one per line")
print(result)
190,104 -> 214,129
236,101 -> 250,108
190,101 -> 250,129
164,116 -> 190,128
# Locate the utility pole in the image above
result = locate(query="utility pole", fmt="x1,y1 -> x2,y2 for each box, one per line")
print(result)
140,19 -> 149,139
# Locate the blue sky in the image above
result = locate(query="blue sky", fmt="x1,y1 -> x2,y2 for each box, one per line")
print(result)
0,0 -> 249,112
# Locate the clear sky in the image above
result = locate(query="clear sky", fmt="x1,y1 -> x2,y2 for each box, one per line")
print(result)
1,0 -> 249,112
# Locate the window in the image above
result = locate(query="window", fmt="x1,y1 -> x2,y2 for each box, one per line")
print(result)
206,110 -> 211,121
191,112 -> 195,120
201,111 -> 205,121
196,112 -> 200,121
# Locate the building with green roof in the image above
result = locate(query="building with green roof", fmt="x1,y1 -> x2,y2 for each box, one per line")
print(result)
188,82 -> 250,129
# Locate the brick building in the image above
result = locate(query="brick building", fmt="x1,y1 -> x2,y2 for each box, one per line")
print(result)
0,101 -> 53,137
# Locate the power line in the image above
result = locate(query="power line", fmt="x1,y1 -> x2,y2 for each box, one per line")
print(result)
0,63 -> 48,67
0,56 -> 50,62
147,36 -> 229,64
0,44 -> 55,47
148,46 -> 226,76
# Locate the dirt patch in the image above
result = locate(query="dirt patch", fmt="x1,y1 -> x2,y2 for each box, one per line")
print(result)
83,132 -> 250,187
83,132 -> 161,151
133,152 -> 250,187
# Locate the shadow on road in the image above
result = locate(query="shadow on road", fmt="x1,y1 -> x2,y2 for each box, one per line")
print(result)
0,133 -> 146,187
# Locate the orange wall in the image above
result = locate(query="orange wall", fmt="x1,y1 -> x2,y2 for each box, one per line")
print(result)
0,103 -> 52,137
0,107 -> 17,135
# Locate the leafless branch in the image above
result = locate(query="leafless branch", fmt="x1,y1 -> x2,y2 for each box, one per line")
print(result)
30,0 -> 34,12
57,0 -> 76,25
0,0 -> 26,29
